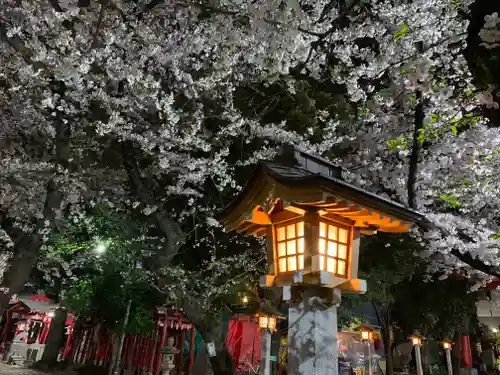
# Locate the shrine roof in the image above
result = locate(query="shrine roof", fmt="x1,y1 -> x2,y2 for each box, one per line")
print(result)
218,150 -> 429,235
10,299 -> 58,314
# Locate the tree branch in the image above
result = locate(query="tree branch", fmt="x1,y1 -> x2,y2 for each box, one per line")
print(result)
407,88 -> 423,209
119,141 -> 183,267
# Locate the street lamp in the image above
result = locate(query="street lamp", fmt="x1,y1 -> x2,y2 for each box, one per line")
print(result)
94,239 -> 109,255
411,335 -> 424,375
217,148 -> 427,375
359,326 -> 374,375
442,341 -> 453,375
256,312 -> 280,375
257,314 -> 277,333
412,336 -> 422,346
360,329 -> 373,341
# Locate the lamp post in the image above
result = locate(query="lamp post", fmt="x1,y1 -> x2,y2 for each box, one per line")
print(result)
360,327 -> 374,375
217,148 -> 427,375
257,313 -> 278,375
411,336 -> 424,375
442,342 -> 453,375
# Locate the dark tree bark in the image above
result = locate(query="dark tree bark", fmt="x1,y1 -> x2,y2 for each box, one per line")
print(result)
182,303 -> 236,375
407,87 -> 424,209
373,302 -> 394,375
0,97 -> 69,317
36,308 -> 68,368
463,0 -> 500,125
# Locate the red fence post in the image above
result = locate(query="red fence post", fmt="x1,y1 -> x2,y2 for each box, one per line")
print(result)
148,329 -> 158,374
186,327 -> 195,375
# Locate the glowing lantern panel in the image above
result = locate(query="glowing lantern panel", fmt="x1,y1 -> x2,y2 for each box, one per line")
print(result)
258,315 -> 278,332
318,221 -> 349,277
276,221 -> 305,273
361,330 -> 373,340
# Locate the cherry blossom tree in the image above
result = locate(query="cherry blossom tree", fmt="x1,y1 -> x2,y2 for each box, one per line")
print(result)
4,0 -> 500,361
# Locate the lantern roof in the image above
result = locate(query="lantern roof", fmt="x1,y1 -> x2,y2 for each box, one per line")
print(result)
218,148 -> 428,236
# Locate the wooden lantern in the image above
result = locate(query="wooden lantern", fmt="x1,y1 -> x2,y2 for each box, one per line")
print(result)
358,324 -> 375,340
412,336 -> 422,346
257,314 -> 278,332
218,148 -> 426,294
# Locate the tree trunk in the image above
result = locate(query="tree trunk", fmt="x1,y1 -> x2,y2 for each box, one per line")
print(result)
0,233 -> 44,316
0,102 -> 70,318
373,303 -> 394,375
36,308 -> 68,368
207,348 -> 235,375
182,304 -> 235,375
195,320 -> 235,375
384,325 -> 394,375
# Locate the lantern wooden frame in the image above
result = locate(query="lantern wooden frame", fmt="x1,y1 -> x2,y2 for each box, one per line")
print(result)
264,211 -> 362,290
257,314 -> 278,333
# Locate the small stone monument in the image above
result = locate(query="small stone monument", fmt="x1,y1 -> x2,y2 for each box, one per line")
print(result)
159,337 -> 179,375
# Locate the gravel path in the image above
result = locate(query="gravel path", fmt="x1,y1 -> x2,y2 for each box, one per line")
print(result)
0,363 -> 76,375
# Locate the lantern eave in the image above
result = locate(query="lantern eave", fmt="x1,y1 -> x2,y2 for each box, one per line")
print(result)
218,160 -> 428,234
259,271 -> 367,292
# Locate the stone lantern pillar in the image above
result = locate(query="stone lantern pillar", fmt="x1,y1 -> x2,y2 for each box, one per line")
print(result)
159,337 -> 179,375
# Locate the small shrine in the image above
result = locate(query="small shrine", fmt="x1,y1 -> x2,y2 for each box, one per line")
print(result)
0,295 -> 68,363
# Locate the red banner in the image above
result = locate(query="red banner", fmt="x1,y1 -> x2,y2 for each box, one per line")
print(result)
461,335 -> 472,368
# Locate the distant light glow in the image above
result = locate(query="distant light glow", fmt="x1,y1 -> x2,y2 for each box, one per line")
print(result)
47,311 -> 55,318
492,327 -> 498,333
411,336 -> 422,346
242,296 -> 248,304
95,242 -> 108,254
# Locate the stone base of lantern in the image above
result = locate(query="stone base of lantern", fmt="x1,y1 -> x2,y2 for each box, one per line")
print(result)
285,286 -> 342,375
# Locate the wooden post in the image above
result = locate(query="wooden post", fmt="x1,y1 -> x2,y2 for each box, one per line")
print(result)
133,335 -> 140,370
83,327 -> 94,364
186,327 -> 195,375
77,329 -> 88,364
104,335 -> 112,365
147,329 -> 158,375
142,336 -> 150,371
131,335 -> 137,369
38,323 -> 46,344
122,335 -> 129,368
62,323 -> 73,360
154,321 -> 167,375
